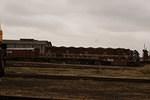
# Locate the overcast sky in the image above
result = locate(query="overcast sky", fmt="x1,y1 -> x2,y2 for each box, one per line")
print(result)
0,0 -> 150,52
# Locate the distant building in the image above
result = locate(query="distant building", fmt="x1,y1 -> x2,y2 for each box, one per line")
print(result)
3,38 -> 52,55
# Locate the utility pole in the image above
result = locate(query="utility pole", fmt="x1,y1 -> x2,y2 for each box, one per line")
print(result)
143,43 -> 148,63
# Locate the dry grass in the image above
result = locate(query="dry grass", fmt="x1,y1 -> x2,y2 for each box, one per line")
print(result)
5,64 -> 150,78
2,64 -> 150,100
139,65 -> 150,77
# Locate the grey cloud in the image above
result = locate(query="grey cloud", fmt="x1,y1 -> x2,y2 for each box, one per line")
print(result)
0,0 -> 150,52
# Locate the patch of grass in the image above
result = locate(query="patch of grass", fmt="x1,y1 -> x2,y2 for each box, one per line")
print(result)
140,70 -> 150,76
5,64 -> 150,78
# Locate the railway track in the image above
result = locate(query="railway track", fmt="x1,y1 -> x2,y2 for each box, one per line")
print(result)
1,72 -> 150,100
5,73 -> 150,83
1,93 -> 150,100
6,61 -> 142,69
0,95 -> 64,100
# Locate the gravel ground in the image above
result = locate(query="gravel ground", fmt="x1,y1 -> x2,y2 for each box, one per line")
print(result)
0,77 -> 150,100
1,63 -> 150,100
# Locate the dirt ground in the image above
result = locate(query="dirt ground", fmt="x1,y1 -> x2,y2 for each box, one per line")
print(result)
0,64 -> 150,100
0,77 -> 150,100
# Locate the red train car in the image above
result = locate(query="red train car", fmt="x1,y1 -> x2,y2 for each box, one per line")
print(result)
7,48 -> 40,57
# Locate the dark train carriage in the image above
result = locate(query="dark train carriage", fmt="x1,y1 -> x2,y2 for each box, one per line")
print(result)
48,47 -> 140,66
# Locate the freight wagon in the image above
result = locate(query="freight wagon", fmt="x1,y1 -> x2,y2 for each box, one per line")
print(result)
47,47 -> 140,66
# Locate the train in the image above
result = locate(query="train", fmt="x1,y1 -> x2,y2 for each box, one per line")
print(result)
6,46 -> 140,66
